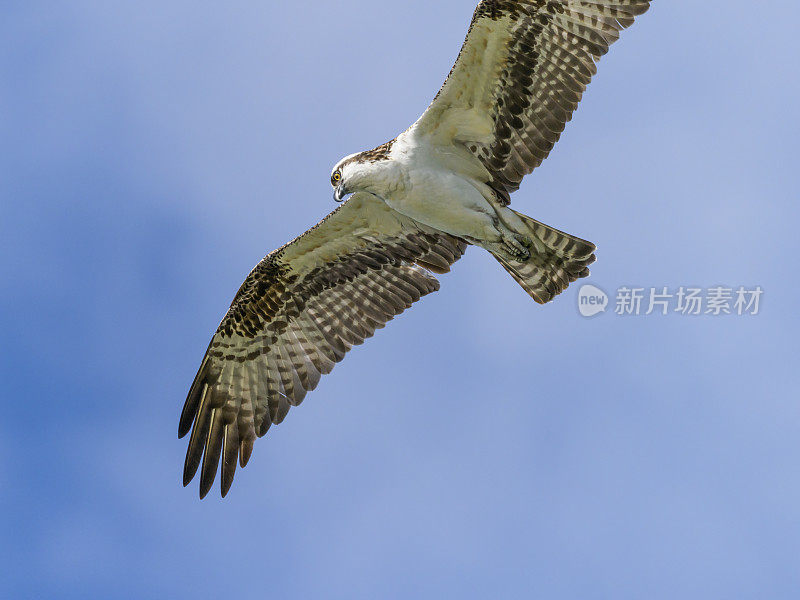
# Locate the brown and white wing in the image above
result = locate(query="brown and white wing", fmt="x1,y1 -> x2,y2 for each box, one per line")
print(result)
414,0 -> 651,202
179,193 -> 467,498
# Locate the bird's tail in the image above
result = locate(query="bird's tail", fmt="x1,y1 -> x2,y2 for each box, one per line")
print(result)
491,210 -> 596,304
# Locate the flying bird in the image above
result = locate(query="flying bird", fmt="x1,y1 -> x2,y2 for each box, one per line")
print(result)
180,0 -> 652,498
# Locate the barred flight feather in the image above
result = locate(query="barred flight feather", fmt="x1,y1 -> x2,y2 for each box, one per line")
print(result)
416,0 -> 652,202
180,193 -> 467,498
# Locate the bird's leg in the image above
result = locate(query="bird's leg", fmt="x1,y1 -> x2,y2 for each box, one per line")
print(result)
499,232 -> 532,262
460,179 -> 533,261
472,180 -> 530,238
485,192 -> 533,262
488,217 -> 532,262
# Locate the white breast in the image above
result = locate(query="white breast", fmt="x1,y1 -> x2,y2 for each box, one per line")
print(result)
380,141 -> 498,242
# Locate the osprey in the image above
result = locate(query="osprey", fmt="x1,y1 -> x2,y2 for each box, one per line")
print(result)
180,0 -> 652,498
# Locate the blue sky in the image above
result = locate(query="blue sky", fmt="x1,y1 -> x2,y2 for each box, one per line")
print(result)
2,1 -> 799,598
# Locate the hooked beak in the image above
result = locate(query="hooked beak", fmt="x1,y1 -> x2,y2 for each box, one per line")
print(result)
333,182 -> 349,202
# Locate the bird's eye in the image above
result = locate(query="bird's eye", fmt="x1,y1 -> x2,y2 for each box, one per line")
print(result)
331,171 -> 342,185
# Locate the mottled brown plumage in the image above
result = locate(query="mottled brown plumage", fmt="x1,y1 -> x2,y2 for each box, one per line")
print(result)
418,0 -> 652,201
180,194 -> 467,498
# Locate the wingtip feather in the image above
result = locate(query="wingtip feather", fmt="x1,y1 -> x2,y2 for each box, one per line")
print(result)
239,438 -> 254,468
180,359 -> 209,438
182,384 -> 212,487
220,422 -> 239,498
199,408 -> 224,499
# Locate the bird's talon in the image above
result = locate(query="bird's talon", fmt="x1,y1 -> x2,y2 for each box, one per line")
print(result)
500,234 -> 531,262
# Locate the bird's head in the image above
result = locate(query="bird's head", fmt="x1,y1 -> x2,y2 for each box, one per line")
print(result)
330,156 -> 355,203
331,142 -> 395,202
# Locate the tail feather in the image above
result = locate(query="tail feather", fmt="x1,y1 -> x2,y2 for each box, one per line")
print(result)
494,210 -> 596,304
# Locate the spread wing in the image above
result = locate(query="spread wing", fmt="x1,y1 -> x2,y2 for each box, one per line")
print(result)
179,193 -> 468,498
414,0 -> 652,203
